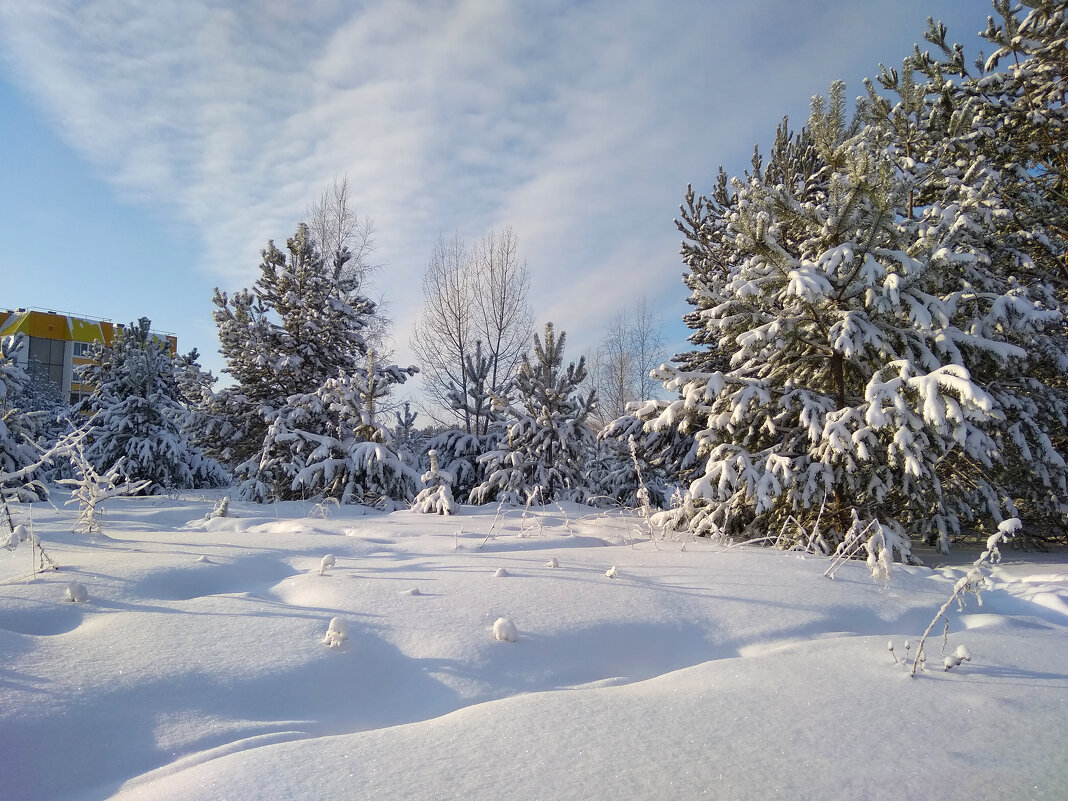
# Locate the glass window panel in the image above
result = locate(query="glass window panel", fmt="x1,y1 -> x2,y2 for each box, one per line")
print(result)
29,337 -> 49,364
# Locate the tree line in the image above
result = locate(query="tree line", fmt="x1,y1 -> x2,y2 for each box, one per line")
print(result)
2,0 -> 1065,554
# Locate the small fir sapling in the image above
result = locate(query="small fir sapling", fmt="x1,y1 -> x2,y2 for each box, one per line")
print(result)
324,616 -> 348,647
411,450 -> 458,515
472,323 -> 597,505
492,617 -> 518,642
208,496 -> 231,519
320,554 -> 336,575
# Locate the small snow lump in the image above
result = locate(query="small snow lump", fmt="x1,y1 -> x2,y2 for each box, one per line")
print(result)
324,616 -> 348,647
493,617 -> 518,642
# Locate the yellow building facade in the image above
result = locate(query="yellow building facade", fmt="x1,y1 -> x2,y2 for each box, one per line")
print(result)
0,308 -> 177,405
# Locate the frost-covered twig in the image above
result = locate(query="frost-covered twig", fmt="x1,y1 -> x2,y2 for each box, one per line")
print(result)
824,518 -> 879,579
309,497 -> 341,519
57,439 -> 151,534
552,501 -> 574,535
909,518 -> 1019,678
629,437 -> 660,549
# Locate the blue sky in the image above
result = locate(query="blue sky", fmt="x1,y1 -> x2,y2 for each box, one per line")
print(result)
0,1 -> 992,405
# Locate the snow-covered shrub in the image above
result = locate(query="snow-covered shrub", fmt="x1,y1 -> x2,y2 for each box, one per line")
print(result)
492,617 -> 518,642
58,438 -> 151,534
825,511 -> 915,583
65,582 -> 88,603
319,554 -> 336,575
412,450 -> 458,515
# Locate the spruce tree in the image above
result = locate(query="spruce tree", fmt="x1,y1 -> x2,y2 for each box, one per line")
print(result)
0,335 -> 48,502
473,323 -> 596,504
80,318 -> 228,493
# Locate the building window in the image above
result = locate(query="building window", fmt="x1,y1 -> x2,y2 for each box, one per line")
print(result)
28,336 -> 65,388
73,341 -> 94,357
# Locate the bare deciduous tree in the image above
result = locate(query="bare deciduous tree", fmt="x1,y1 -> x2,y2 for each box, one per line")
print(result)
629,297 -> 666,403
471,228 -> 533,427
305,175 -> 376,291
591,298 -> 666,429
411,234 -> 473,428
411,227 -> 533,433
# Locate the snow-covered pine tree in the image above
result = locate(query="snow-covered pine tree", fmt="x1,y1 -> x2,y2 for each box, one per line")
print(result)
210,223 -> 417,503
597,408 -> 699,508
80,318 -> 228,493
392,401 -> 424,468
862,13 -> 1068,540
473,322 -> 596,504
654,77 -> 1065,552
0,335 -> 48,502
12,356 -> 71,449
446,341 -> 498,437
250,366 -> 419,505
913,4 -> 1068,538
421,427 -> 495,499
419,342 -> 507,498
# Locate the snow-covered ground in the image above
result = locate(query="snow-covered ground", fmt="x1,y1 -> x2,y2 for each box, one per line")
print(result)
2,490 -> 1066,801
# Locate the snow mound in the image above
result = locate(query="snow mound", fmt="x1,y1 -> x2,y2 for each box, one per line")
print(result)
493,617 -> 518,642
65,581 -> 88,603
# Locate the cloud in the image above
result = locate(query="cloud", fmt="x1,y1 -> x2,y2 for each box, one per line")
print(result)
0,0 -> 994,387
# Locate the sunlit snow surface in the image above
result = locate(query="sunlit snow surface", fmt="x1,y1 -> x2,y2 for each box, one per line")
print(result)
1,490 -> 1065,800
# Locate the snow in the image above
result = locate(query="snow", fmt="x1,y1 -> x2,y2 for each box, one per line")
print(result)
492,617 -> 518,642
2,490 -> 1066,800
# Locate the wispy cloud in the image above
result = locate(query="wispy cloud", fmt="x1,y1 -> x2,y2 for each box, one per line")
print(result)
0,0 -> 992,380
